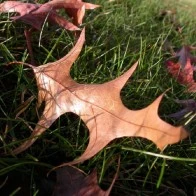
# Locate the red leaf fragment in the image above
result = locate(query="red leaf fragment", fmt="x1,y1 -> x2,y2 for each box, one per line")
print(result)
166,58 -> 194,84
166,46 -> 196,92
11,29 -> 188,165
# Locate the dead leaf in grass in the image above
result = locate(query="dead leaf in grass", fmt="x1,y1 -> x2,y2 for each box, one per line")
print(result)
11,29 -> 188,165
166,46 -> 196,92
0,0 -> 99,64
0,0 -> 100,30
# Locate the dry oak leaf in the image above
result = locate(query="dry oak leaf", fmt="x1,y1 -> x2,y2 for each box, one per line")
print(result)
32,0 -> 100,26
0,0 -> 78,31
12,29 -> 188,164
166,46 -> 196,92
49,0 -> 101,25
0,0 -> 99,64
53,165 -> 118,196
0,0 -> 100,30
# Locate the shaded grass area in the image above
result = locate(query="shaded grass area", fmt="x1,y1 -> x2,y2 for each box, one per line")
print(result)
0,0 -> 196,195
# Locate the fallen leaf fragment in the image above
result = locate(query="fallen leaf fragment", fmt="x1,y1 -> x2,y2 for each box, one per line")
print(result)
53,165 -> 118,196
12,29 -> 188,164
168,99 -> 196,122
0,0 -> 99,64
0,0 -> 100,30
0,1 -> 79,31
45,0 -> 101,25
166,46 -> 196,92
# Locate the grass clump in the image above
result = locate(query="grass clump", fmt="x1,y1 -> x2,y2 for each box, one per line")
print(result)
0,0 -> 195,195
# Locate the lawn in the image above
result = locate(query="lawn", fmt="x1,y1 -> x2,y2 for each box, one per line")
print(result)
0,0 -> 195,195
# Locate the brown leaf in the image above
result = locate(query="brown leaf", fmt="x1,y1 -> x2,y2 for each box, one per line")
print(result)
0,0 -> 99,66
12,29 -> 188,164
39,0 -> 100,25
0,1 -> 39,16
0,0 -> 99,30
53,165 -> 118,196
0,1 -> 44,30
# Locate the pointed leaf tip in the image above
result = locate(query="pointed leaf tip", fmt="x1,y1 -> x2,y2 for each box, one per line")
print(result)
109,61 -> 139,90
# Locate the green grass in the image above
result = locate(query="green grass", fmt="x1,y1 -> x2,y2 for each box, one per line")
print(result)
0,0 -> 196,195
